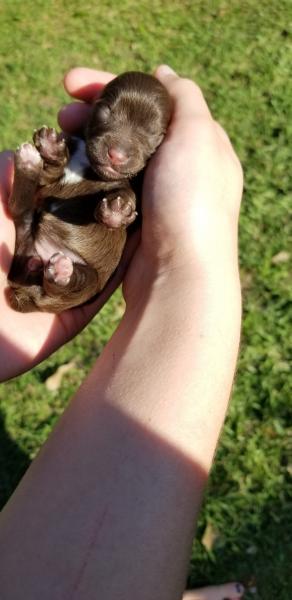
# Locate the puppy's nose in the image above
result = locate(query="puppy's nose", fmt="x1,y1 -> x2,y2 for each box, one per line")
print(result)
107,146 -> 128,165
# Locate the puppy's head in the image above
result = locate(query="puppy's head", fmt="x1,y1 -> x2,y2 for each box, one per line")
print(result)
85,72 -> 172,181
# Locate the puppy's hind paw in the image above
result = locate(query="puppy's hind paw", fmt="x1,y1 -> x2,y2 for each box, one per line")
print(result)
45,252 -> 73,286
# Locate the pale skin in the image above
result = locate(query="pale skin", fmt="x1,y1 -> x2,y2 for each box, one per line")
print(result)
0,66 -> 244,600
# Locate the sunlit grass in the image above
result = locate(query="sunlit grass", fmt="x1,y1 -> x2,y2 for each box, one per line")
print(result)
0,2 -> 291,598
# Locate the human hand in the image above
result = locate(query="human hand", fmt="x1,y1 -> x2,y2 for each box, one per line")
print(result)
0,148 -> 136,381
59,65 -> 243,309
124,65 -> 243,304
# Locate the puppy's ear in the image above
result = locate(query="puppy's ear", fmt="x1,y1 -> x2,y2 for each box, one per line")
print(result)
92,101 -> 111,125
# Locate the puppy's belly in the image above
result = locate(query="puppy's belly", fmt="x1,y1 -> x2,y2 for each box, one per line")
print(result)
34,237 -> 86,266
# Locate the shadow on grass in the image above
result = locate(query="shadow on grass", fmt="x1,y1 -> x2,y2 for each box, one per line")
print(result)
188,496 -> 292,599
0,397 -> 291,599
0,409 -> 30,510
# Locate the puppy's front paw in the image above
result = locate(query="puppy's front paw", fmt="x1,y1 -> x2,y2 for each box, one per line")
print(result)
33,126 -> 67,164
15,143 -> 43,177
95,192 -> 137,229
45,252 -> 73,286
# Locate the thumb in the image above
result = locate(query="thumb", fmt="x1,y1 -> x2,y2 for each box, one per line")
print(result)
154,64 -> 211,120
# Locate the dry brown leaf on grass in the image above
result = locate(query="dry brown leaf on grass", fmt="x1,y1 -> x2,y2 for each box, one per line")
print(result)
45,361 -> 76,392
201,521 -> 220,551
271,250 -> 290,264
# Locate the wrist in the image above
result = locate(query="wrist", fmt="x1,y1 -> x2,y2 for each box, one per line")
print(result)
124,223 -> 240,317
96,233 -> 241,468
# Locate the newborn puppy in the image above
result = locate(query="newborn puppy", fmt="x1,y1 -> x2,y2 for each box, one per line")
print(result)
7,72 -> 171,312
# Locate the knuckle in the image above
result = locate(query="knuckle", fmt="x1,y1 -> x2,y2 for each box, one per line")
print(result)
180,77 -> 204,99
171,76 -> 205,101
213,120 -> 243,182
213,120 -> 232,145
235,155 -> 244,185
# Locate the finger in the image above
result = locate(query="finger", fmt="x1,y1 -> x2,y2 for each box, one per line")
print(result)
63,67 -> 115,102
58,102 -> 92,133
0,151 -> 14,206
155,64 -> 212,120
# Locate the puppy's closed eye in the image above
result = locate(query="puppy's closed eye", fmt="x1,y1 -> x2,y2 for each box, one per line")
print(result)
92,101 -> 111,126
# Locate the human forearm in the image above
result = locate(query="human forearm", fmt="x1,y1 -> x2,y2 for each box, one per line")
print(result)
88,248 -> 241,468
0,253 -> 241,600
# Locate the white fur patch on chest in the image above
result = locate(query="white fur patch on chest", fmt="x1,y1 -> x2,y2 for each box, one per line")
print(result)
61,137 -> 90,184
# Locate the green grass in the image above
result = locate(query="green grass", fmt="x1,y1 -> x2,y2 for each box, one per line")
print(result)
0,1 -> 291,598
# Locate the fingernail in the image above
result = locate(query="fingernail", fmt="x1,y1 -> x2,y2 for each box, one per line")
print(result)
157,64 -> 177,76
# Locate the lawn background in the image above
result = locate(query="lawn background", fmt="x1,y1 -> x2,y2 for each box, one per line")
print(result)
0,1 -> 291,598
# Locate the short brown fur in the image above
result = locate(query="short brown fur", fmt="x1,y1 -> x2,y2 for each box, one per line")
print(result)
7,72 -> 171,313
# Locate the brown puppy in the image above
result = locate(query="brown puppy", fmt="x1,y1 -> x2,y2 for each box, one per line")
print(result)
7,72 -> 171,312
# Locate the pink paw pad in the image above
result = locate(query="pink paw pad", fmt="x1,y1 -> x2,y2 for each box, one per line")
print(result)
15,143 -> 42,173
33,126 -> 66,161
99,195 -> 137,229
45,252 -> 73,286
